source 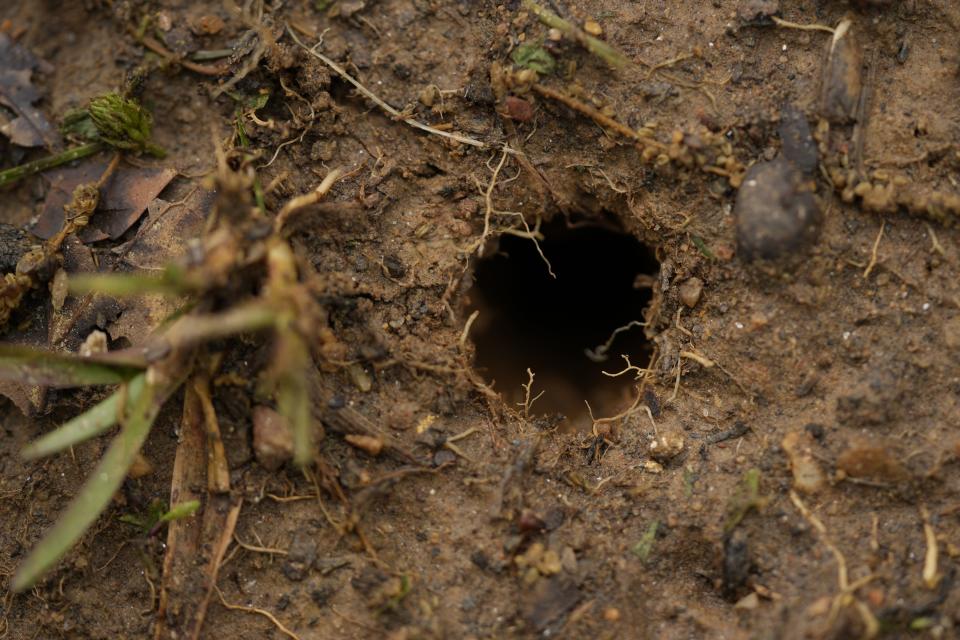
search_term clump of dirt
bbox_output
[2,0,960,639]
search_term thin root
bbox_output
[288,26,497,151]
[214,585,302,640]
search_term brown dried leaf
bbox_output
[0,33,59,149]
[104,188,212,347]
[123,190,212,270]
[32,159,176,242]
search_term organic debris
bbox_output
[33,160,176,241]
[0,32,58,148]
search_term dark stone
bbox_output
[282,533,318,582]
[543,507,566,531]
[432,448,456,467]
[350,565,388,596]
[644,388,662,418]
[382,254,406,278]
[735,159,821,261]
[470,550,490,571]
[311,585,336,606]
[778,104,818,175]
[722,529,751,598]
[804,423,826,442]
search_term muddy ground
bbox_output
[2,0,960,638]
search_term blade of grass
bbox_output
[68,268,196,297]
[274,326,312,466]
[12,378,161,592]
[0,344,143,387]
[0,142,104,188]
[21,373,147,460]
[160,500,201,523]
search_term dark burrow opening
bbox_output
[467,215,659,428]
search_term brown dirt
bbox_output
[2,0,960,638]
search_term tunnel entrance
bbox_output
[466,215,659,428]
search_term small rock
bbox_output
[782,430,826,493]
[734,592,760,610]
[503,96,534,122]
[678,277,703,308]
[543,507,566,531]
[778,103,818,175]
[537,549,562,575]
[382,254,406,279]
[432,448,456,466]
[252,405,292,471]
[737,0,779,21]
[735,159,821,261]
[128,453,153,479]
[583,19,603,36]
[419,85,439,107]
[283,532,317,582]
[723,530,751,597]
[344,434,383,457]
[347,363,373,392]
[517,509,546,533]
[603,606,621,622]
[649,431,685,463]
[643,460,663,474]
[79,329,108,357]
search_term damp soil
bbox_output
[2,1,960,639]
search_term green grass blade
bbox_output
[12,380,159,592]
[273,327,312,466]
[159,499,201,522]
[68,268,194,297]
[21,373,146,460]
[0,344,142,387]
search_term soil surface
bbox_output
[2,1,960,639]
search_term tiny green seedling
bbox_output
[121,498,201,536]
[631,520,660,563]
[0,92,165,188]
[511,42,556,75]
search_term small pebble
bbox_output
[583,19,603,36]
[253,406,292,471]
[603,606,621,622]
[678,277,703,308]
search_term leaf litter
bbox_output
[0,32,59,149]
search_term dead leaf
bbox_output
[32,159,176,242]
[0,33,59,149]
[48,236,124,347]
[122,190,212,270]
[105,188,212,347]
